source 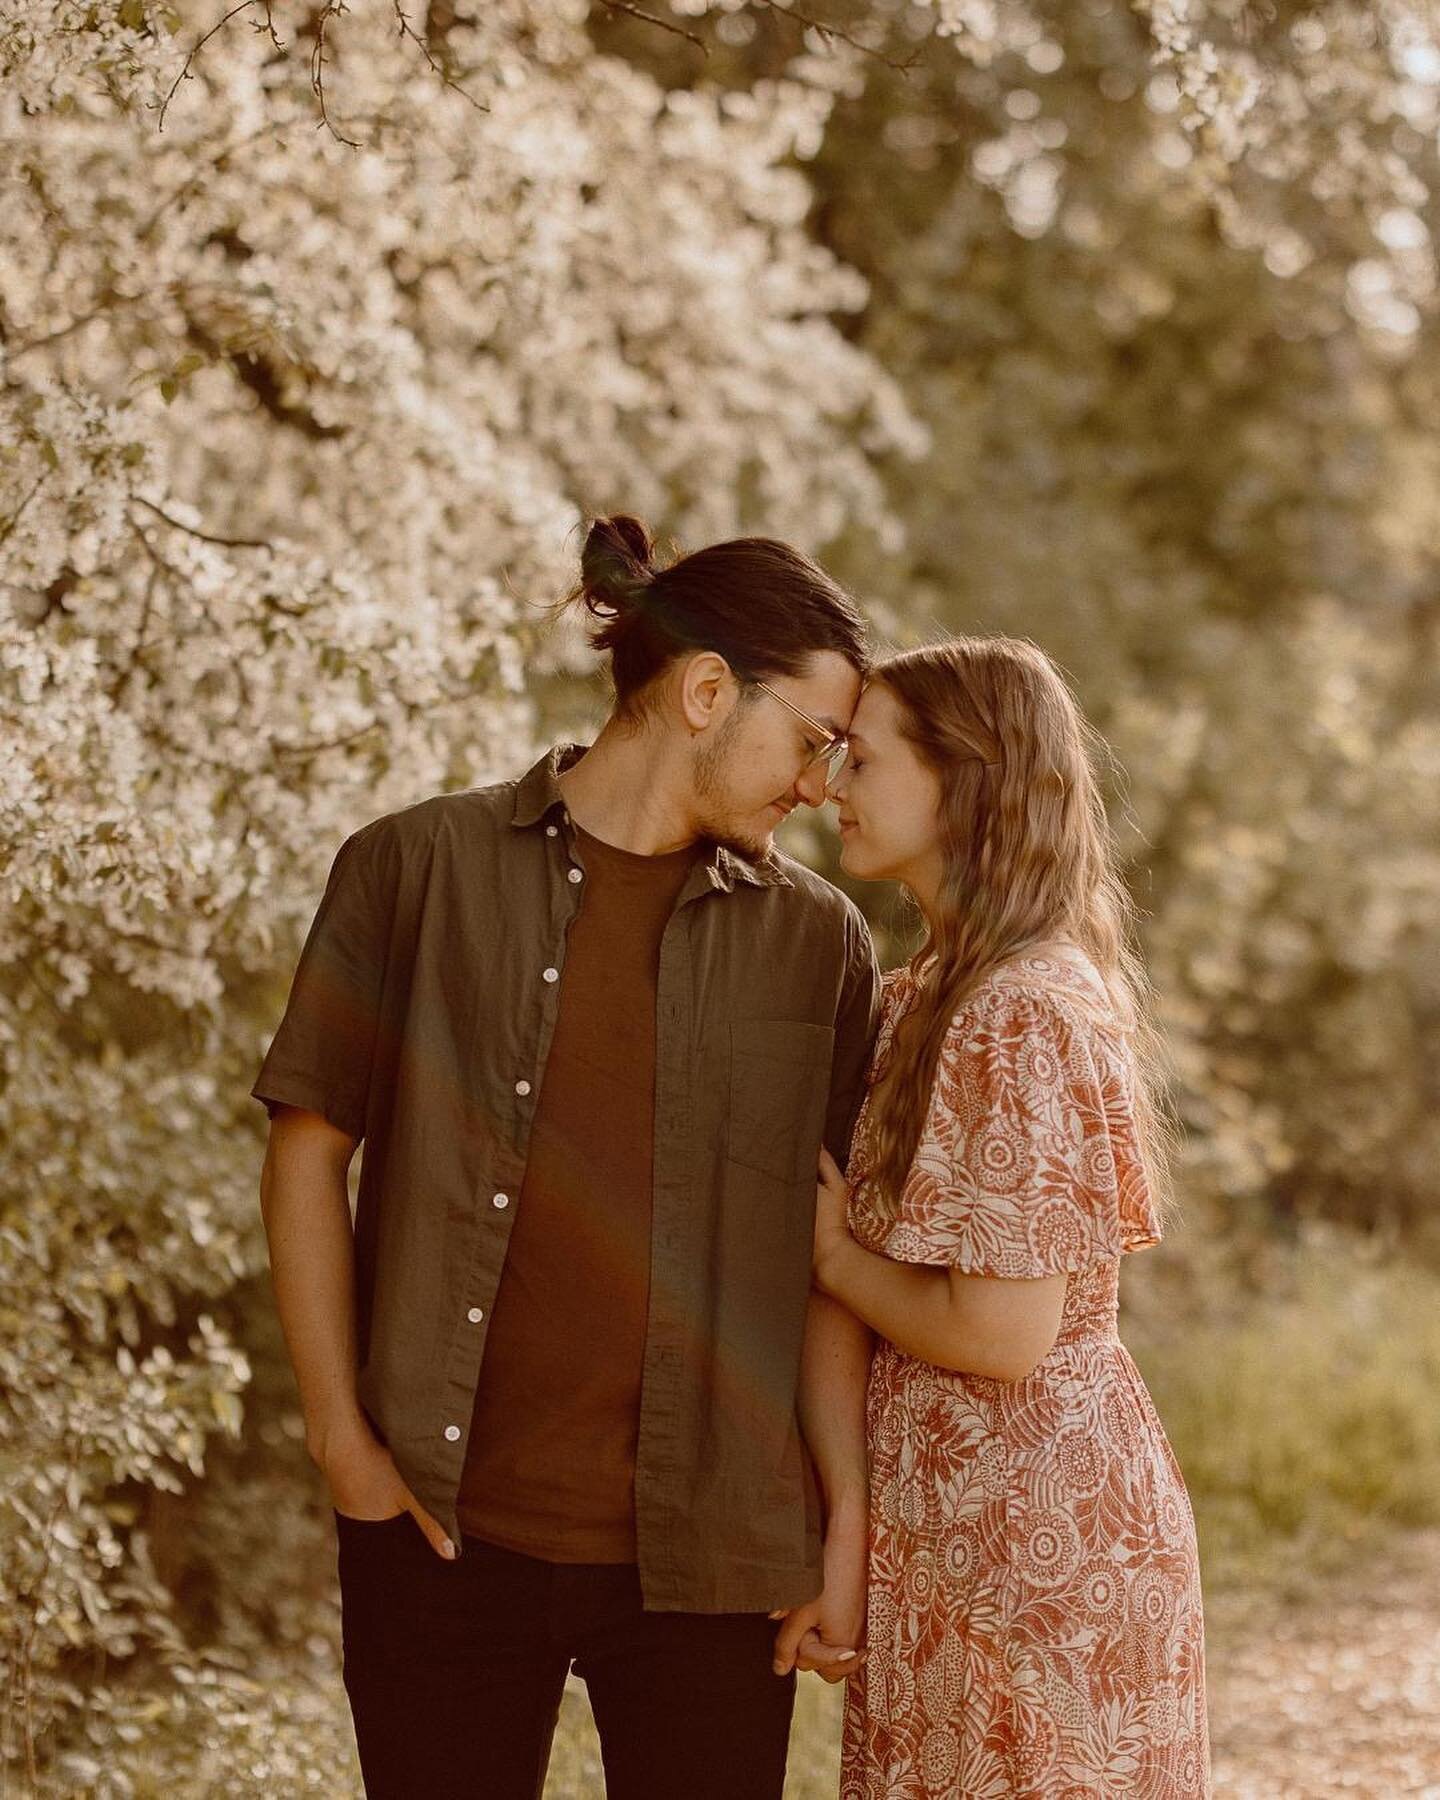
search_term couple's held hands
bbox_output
[769,1598,866,1683]
[315,1413,456,1561]
[812,1144,855,1295]
[770,1521,868,1683]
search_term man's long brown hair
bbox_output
[863,636,1176,1220]
[563,513,868,715]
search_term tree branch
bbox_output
[597,1,709,54]
[0,471,50,546]
[391,1,492,109]
[307,0,364,149]
[133,496,273,550]
[156,1,266,133]
[746,0,922,72]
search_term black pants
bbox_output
[334,1512,796,1800]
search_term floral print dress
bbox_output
[840,944,1210,1800]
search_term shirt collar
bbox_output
[510,741,585,827]
[510,742,792,891]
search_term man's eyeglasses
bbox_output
[749,678,850,779]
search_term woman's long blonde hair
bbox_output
[865,635,1176,1219]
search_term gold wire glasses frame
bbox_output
[749,678,850,778]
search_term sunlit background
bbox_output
[3,1,1438,1793]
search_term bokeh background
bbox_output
[3,1,1439,1793]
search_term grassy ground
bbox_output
[1127,1238,1440,1593]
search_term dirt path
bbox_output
[1206,1530,1440,1798]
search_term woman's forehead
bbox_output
[853,679,901,734]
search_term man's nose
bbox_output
[793,761,831,809]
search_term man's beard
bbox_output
[694,715,774,862]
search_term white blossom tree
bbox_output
[0,1,919,1784]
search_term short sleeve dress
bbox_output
[839,944,1210,1800]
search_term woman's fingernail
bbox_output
[442,1538,456,1558]
[838,1649,858,1661]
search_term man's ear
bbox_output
[677,651,735,735]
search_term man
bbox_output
[253,514,881,1799]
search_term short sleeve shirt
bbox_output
[252,743,881,1612]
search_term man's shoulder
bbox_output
[342,778,519,862]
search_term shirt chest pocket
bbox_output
[727,1020,835,1188]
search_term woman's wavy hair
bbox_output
[559,513,868,716]
[864,635,1177,1221]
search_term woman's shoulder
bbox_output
[880,942,1127,1046]
[953,941,1120,1036]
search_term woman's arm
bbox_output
[812,1149,1067,1381]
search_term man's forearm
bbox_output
[797,1288,872,1540]
[259,1117,369,1466]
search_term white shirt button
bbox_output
[515,1079,532,1096]
[492,1192,510,1209]
[546,824,559,837]
[542,967,559,983]
[567,867,583,884]
[443,1424,461,1441]
[467,1307,484,1324]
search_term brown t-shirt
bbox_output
[455,821,701,1561]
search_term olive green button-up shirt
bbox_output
[252,743,880,1613]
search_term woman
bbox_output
[815,637,1210,1799]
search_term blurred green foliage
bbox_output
[1128,1237,1440,1586]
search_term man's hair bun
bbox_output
[555,508,867,719]
[578,514,657,616]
